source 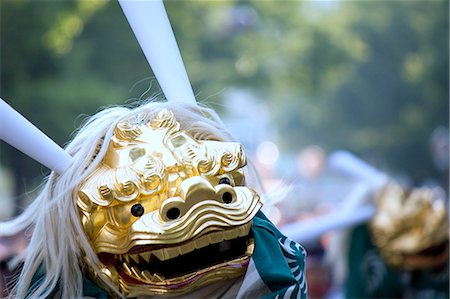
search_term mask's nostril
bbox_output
[222,192,233,204]
[167,207,181,220]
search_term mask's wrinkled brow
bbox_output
[78,109,246,207]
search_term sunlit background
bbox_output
[1,1,448,298]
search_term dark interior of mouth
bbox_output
[415,241,448,256]
[121,235,250,280]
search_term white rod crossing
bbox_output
[281,204,376,244]
[0,99,73,174]
[281,151,388,243]
[119,0,196,105]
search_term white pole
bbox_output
[0,99,73,174]
[280,152,388,243]
[119,0,196,105]
[329,151,388,189]
[281,205,376,244]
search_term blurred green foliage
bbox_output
[0,0,448,199]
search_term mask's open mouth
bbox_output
[98,222,254,288]
[402,241,449,270]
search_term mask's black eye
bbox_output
[219,177,231,185]
[131,203,144,217]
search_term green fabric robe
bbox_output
[346,224,448,299]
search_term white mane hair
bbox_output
[0,100,236,299]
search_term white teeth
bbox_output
[123,254,130,263]
[142,270,153,281]
[208,232,223,244]
[179,243,194,255]
[122,262,132,275]
[131,266,141,278]
[121,223,252,266]
[166,246,180,259]
[152,247,180,261]
[152,249,167,261]
[239,225,248,237]
[194,236,210,249]
[130,253,140,264]
[224,229,235,240]
[246,243,255,256]
[139,251,152,263]
[154,273,165,282]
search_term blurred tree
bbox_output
[336,0,449,181]
[1,0,448,212]
[0,0,149,210]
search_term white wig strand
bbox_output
[1,100,235,299]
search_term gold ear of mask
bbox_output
[77,109,262,297]
[370,183,449,270]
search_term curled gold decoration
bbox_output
[99,185,113,201]
[119,181,136,196]
[136,156,166,194]
[150,109,180,132]
[197,157,216,175]
[141,173,162,193]
[173,141,246,177]
[370,183,449,270]
[115,121,142,141]
[220,143,246,173]
[76,109,260,296]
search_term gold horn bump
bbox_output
[136,156,166,192]
[114,180,138,202]
[197,156,216,175]
[143,155,164,172]
[141,173,162,192]
[78,191,96,212]
[99,185,114,200]
[220,144,246,173]
[120,180,136,196]
[114,121,142,141]
[180,144,197,160]
[221,152,233,167]
[150,109,180,131]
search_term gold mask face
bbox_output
[76,109,262,297]
[370,183,449,270]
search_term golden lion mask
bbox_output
[370,183,449,270]
[76,109,262,297]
